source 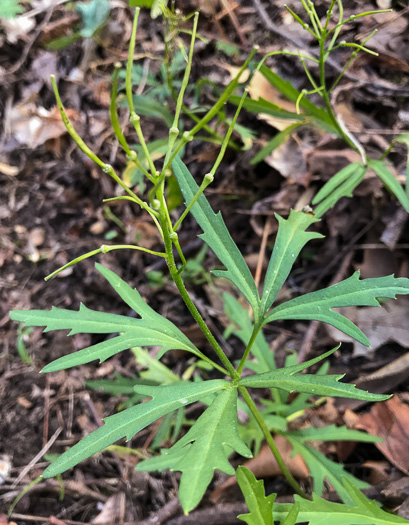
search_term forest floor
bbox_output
[1,0,409,523]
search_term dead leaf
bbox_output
[28,227,46,248]
[326,297,409,356]
[334,102,365,133]
[358,396,409,476]
[336,352,409,411]
[307,146,362,180]
[1,16,36,44]
[249,184,301,237]
[92,492,126,524]
[210,435,309,503]
[17,396,32,409]
[357,243,398,279]
[39,11,81,45]
[48,517,68,525]
[264,137,310,186]
[362,460,391,485]
[381,476,409,505]
[0,162,19,176]
[126,220,162,250]
[8,103,83,149]
[64,480,107,502]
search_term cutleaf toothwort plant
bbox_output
[9,8,409,519]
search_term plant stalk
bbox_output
[318,39,366,163]
[156,184,237,378]
[239,386,309,499]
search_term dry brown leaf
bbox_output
[326,297,409,356]
[263,137,309,185]
[335,102,365,133]
[17,396,32,409]
[92,492,126,524]
[209,435,309,503]
[0,514,17,525]
[307,147,362,180]
[0,162,19,177]
[358,396,409,476]
[362,460,392,485]
[8,103,83,149]
[126,220,162,250]
[336,352,409,412]
[357,245,398,279]
[48,517,69,525]
[28,227,46,248]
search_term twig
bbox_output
[10,514,93,525]
[165,502,248,525]
[11,427,63,488]
[135,496,181,525]
[42,375,51,448]
[219,0,248,48]
[255,216,273,290]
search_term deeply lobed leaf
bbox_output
[137,385,252,513]
[42,379,229,478]
[261,210,322,316]
[265,271,409,346]
[238,345,389,401]
[239,371,390,401]
[236,466,275,525]
[286,438,369,504]
[172,156,261,320]
[274,477,409,524]
[10,264,207,371]
[286,424,382,444]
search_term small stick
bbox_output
[42,375,50,448]
[255,215,273,291]
[11,427,63,488]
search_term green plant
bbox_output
[237,467,407,525]
[118,1,247,180]
[9,7,409,522]
[231,1,409,216]
[0,0,23,19]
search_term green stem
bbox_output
[173,173,213,231]
[126,8,140,116]
[51,75,157,205]
[187,46,259,138]
[318,39,367,163]
[157,190,237,377]
[45,244,167,281]
[110,63,135,160]
[165,73,237,152]
[130,113,158,178]
[236,324,261,377]
[239,386,309,499]
[172,12,198,131]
